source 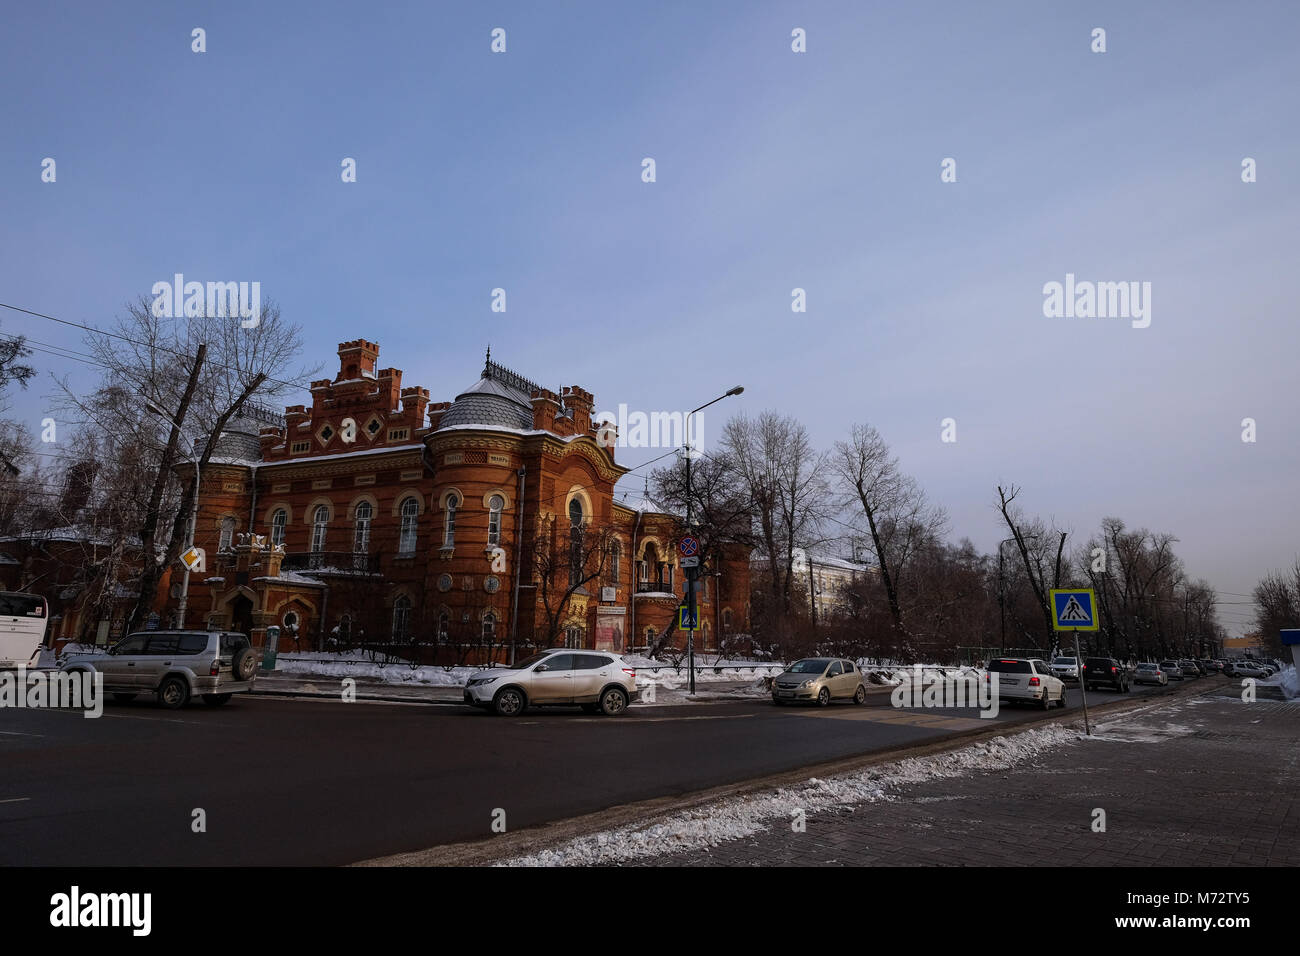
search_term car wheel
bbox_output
[599,687,629,716]
[817,687,830,707]
[1057,689,1068,709]
[158,676,190,710]
[112,693,137,703]
[853,685,866,705]
[493,687,526,716]
[1040,688,1052,710]
[202,693,232,706]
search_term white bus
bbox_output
[0,591,49,669]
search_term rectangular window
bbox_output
[290,440,311,454]
[388,428,410,442]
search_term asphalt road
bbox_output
[0,677,1190,866]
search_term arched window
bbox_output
[723,608,733,632]
[398,497,419,554]
[568,499,584,586]
[437,610,450,643]
[482,611,496,640]
[353,501,372,554]
[218,517,235,552]
[487,494,505,547]
[270,509,287,547]
[645,626,657,648]
[311,505,329,553]
[610,539,621,579]
[391,595,411,642]
[443,493,459,548]
[564,625,583,649]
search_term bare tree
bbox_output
[1252,561,1299,658]
[995,485,1072,647]
[833,424,947,638]
[54,295,315,632]
[530,511,614,648]
[722,412,826,646]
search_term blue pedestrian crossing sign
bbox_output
[678,605,699,631]
[1049,588,1099,631]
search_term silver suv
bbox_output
[62,630,260,709]
[463,647,639,716]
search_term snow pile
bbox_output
[502,723,1079,866]
[639,677,771,703]
[274,654,475,686]
[1260,664,1298,700]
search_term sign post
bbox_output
[1050,588,1100,737]
[1073,631,1090,737]
[679,536,700,695]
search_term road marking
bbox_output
[0,797,31,804]
[0,731,44,737]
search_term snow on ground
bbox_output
[273,653,475,686]
[502,722,1081,866]
[1088,700,1205,743]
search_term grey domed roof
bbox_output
[437,373,534,431]
[212,403,286,461]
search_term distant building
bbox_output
[163,340,750,661]
[0,526,157,646]
[751,547,876,620]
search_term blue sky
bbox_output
[2,1,1298,635]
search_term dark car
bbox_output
[1082,656,1129,693]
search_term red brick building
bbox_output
[164,341,750,662]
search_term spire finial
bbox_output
[483,344,492,378]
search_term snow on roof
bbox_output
[252,572,328,588]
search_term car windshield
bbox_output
[1053,657,1076,664]
[1137,663,1156,669]
[787,659,829,674]
[987,659,1032,673]
[508,652,555,670]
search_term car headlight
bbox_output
[799,679,815,689]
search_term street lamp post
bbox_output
[145,402,199,629]
[683,386,743,695]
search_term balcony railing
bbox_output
[636,580,675,594]
[281,551,382,574]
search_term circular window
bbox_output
[283,611,300,631]
[437,574,453,592]
[485,576,500,593]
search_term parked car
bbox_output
[1082,657,1130,693]
[1159,660,1184,680]
[986,657,1067,709]
[1134,662,1168,686]
[772,658,868,706]
[1050,656,1081,682]
[1179,659,1203,678]
[60,630,260,708]
[1224,660,1266,678]
[1201,659,1223,673]
[463,647,638,716]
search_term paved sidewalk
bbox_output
[644,695,1300,866]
